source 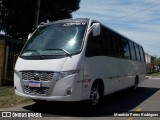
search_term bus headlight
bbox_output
[57,70,79,81]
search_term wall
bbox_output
[145,53,151,63]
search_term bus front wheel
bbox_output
[89,80,103,106]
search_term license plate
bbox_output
[29,81,41,87]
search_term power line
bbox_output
[116,2,160,20]
[103,2,160,26]
[103,1,160,25]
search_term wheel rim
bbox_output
[90,88,100,106]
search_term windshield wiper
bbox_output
[42,48,72,57]
[23,49,44,59]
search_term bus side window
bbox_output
[113,34,124,58]
[102,26,115,57]
[139,46,145,62]
[128,41,136,61]
[122,39,131,59]
[134,44,141,61]
[85,32,104,57]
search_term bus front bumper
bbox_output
[15,90,82,102]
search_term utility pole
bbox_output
[35,0,41,29]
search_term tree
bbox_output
[1,0,80,39]
[0,0,9,30]
[154,58,160,67]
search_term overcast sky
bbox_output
[73,0,160,58]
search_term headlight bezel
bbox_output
[57,70,79,81]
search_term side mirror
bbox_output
[28,33,32,40]
[92,23,100,36]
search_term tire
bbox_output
[134,77,139,91]
[88,81,103,106]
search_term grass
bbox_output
[147,72,160,77]
[0,87,32,108]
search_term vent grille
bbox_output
[22,71,54,81]
[23,86,49,95]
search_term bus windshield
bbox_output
[20,22,87,57]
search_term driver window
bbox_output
[85,32,104,57]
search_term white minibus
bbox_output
[14,18,146,106]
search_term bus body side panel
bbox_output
[84,56,146,97]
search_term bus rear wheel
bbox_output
[133,77,139,91]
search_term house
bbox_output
[145,53,158,73]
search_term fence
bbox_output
[0,40,5,86]
[0,37,25,86]
[5,39,25,85]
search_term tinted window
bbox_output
[113,33,124,58]
[134,44,141,61]
[139,46,145,62]
[21,22,87,57]
[122,38,130,59]
[129,41,136,60]
[85,32,104,57]
[102,26,115,57]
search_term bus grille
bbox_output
[23,86,49,95]
[22,71,54,81]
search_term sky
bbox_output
[73,0,160,58]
